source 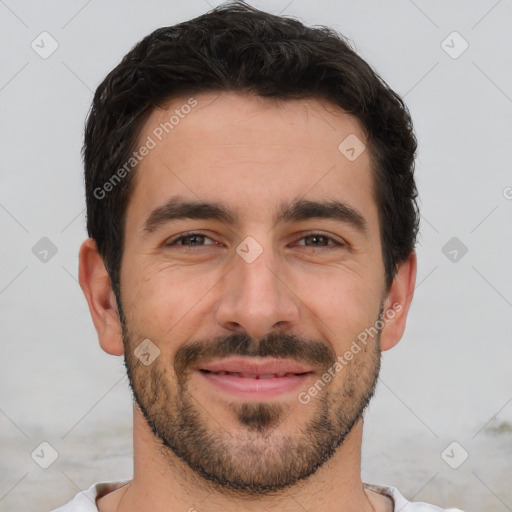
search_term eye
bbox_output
[165,232,219,247]
[294,232,345,249]
[164,231,345,250]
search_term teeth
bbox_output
[209,371,301,378]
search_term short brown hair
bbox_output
[83,1,419,297]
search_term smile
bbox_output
[200,370,308,378]
[196,357,315,398]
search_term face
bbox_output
[118,91,388,494]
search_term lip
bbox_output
[198,356,313,375]
[196,357,314,399]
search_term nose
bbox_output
[214,243,301,341]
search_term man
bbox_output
[53,2,464,511]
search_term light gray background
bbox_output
[1,1,511,511]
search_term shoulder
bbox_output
[363,482,465,512]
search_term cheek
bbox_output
[122,261,221,345]
[303,271,383,350]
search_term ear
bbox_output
[380,250,417,352]
[78,238,124,356]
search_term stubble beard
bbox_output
[120,308,382,496]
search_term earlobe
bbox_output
[78,238,125,356]
[380,250,417,352]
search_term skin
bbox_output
[79,91,416,512]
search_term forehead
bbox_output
[143,91,367,158]
[128,91,377,229]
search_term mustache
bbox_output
[173,331,337,380]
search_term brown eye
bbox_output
[303,234,330,247]
[295,233,344,248]
[165,232,218,247]
[176,234,205,246]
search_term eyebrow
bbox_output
[142,196,368,235]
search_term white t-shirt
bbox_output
[49,481,464,511]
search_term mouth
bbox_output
[196,357,315,399]
[200,370,309,378]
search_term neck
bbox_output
[101,405,378,512]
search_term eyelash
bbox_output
[164,231,345,249]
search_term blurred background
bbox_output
[1,1,511,510]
